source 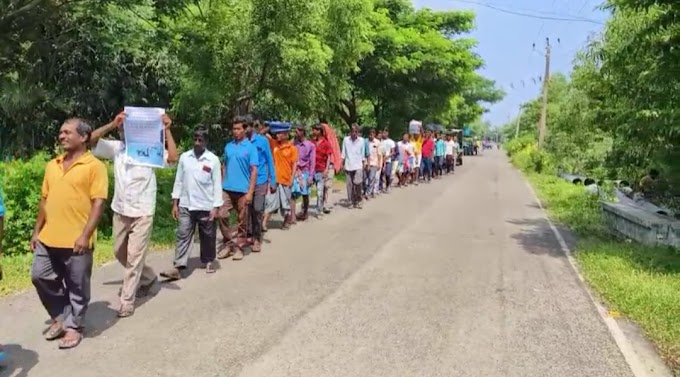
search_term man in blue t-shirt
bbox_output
[221,116,259,261]
[245,118,275,253]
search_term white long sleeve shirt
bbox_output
[341,136,366,171]
[171,149,223,211]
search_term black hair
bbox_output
[193,125,209,140]
[232,114,253,127]
[312,123,325,136]
[649,169,660,177]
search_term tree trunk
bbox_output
[336,92,358,126]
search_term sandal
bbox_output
[159,268,181,281]
[217,244,234,260]
[117,305,135,318]
[44,321,65,341]
[58,329,82,350]
[232,248,244,261]
[205,262,216,274]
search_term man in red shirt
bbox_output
[312,124,334,217]
[421,130,435,182]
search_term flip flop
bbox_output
[58,330,82,350]
[45,322,65,341]
[117,306,135,318]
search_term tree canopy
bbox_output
[501,0,679,201]
[0,0,503,156]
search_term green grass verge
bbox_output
[0,240,175,297]
[526,173,680,374]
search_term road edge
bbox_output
[522,178,672,377]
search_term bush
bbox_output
[510,142,557,175]
[529,174,606,236]
[504,134,534,157]
[0,155,177,256]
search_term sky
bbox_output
[412,0,608,128]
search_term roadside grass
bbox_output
[0,238,176,297]
[527,173,680,374]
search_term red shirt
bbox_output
[422,138,435,158]
[314,138,333,173]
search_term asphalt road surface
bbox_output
[0,150,635,377]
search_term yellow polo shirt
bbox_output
[39,151,109,249]
[413,135,423,155]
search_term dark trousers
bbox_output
[174,207,216,267]
[247,184,267,242]
[422,157,433,180]
[445,155,455,173]
[434,156,444,176]
[225,191,249,248]
[31,242,93,330]
[346,169,363,205]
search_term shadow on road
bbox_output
[506,217,577,258]
[83,301,119,339]
[0,344,39,377]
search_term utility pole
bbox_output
[514,103,523,139]
[538,38,551,149]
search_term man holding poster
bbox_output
[91,110,178,318]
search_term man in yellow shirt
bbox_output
[30,118,108,350]
[411,133,423,184]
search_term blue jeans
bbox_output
[381,161,392,191]
[314,172,326,214]
[422,157,433,180]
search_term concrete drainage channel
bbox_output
[557,172,679,248]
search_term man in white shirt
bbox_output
[444,133,458,174]
[365,129,382,198]
[379,129,396,193]
[396,133,414,186]
[161,126,223,280]
[91,112,178,318]
[341,124,367,208]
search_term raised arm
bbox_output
[90,113,124,147]
[162,114,179,164]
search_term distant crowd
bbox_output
[0,114,462,351]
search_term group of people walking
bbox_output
[0,113,461,351]
[342,124,461,208]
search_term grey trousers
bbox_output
[31,242,93,330]
[174,207,216,268]
[248,184,267,242]
[345,169,363,205]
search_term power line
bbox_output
[448,0,605,24]
[576,0,595,15]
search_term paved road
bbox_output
[0,150,634,377]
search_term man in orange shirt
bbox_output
[30,118,108,349]
[263,124,298,230]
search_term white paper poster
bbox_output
[123,106,165,168]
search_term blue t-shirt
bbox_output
[223,139,259,193]
[249,134,276,186]
[435,139,446,157]
[0,187,5,216]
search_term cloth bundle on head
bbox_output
[409,120,422,135]
[266,121,292,133]
[321,123,342,174]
